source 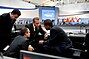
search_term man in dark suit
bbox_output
[3,27,33,58]
[25,17,45,52]
[43,26,73,57]
[0,9,21,52]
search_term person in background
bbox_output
[0,9,21,52]
[3,27,34,58]
[25,17,45,52]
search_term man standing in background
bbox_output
[0,9,21,52]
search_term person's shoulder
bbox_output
[29,23,33,26]
[14,35,23,39]
[14,35,26,42]
[52,26,61,30]
[0,13,9,17]
[25,23,32,27]
[51,26,64,32]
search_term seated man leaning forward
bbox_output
[3,27,34,58]
[43,26,73,57]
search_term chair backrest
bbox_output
[84,33,89,50]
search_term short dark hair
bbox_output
[11,9,21,16]
[44,19,53,27]
[33,17,39,23]
[20,27,29,36]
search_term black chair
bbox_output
[81,33,89,59]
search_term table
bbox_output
[0,56,16,59]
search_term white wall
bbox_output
[0,0,35,9]
[0,0,39,18]
[19,9,39,18]
[58,3,89,18]
[0,9,39,18]
[59,3,89,12]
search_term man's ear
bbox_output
[24,32,27,36]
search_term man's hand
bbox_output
[39,40,44,44]
[44,33,49,39]
[28,45,34,51]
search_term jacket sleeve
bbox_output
[20,40,30,51]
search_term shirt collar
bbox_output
[33,24,35,31]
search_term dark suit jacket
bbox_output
[25,23,45,51]
[4,35,28,58]
[44,26,72,56]
[25,23,45,40]
[0,13,16,51]
[0,13,15,36]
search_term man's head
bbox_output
[10,9,21,20]
[44,19,53,30]
[33,17,41,28]
[20,27,30,38]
